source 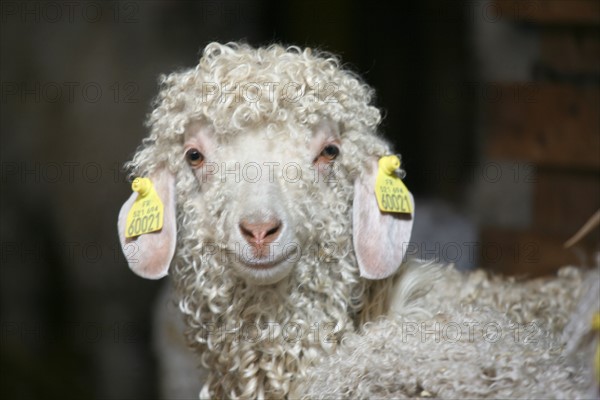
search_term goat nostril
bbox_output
[239,224,254,239]
[265,224,281,237]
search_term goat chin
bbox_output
[232,256,297,285]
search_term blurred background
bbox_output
[1,0,598,398]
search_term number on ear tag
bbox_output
[125,177,165,238]
[374,155,413,214]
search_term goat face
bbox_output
[181,120,347,285]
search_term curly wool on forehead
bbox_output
[130,42,388,177]
[151,42,381,136]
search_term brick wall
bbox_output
[480,0,600,276]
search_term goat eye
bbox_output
[320,144,339,160]
[185,148,204,167]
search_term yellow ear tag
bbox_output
[374,155,413,214]
[593,312,600,383]
[125,177,165,238]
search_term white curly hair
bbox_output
[301,266,599,399]
[118,42,415,398]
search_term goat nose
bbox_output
[239,218,282,246]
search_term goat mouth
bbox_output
[240,257,287,270]
[239,249,298,271]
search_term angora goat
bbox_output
[118,42,414,398]
[117,42,597,399]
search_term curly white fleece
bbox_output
[300,266,597,399]
[126,42,395,398]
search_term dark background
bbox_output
[1,0,598,398]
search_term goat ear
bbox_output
[352,159,414,279]
[117,169,176,279]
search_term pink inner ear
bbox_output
[117,170,177,279]
[352,164,415,280]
